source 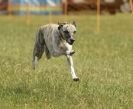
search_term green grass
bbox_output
[0,14,133,109]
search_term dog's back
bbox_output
[33,24,64,64]
[33,24,56,64]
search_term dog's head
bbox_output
[58,21,77,45]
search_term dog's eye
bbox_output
[64,31,69,34]
[74,31,76,34]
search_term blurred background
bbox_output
[0,0,132,32]
[0,0,132,15]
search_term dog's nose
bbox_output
[70,38,75,44]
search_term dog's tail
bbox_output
[32,28,50,69]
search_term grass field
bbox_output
[0,14,133,109]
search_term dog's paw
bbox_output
[73,77,79,82]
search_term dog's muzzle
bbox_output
[68,38,75,45]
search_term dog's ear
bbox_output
[58,22,61,25]
[58,24,63,30]
[72,21,76,27]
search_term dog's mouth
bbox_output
[68,41,73,45]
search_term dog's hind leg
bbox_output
[32,56,39,70]
[66,55,79,81]
[32,44,44,69]
[32,28,45,70]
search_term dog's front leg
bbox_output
[66,55,79,81]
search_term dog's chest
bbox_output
[52,40,73,57]
[64,42,72,52]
